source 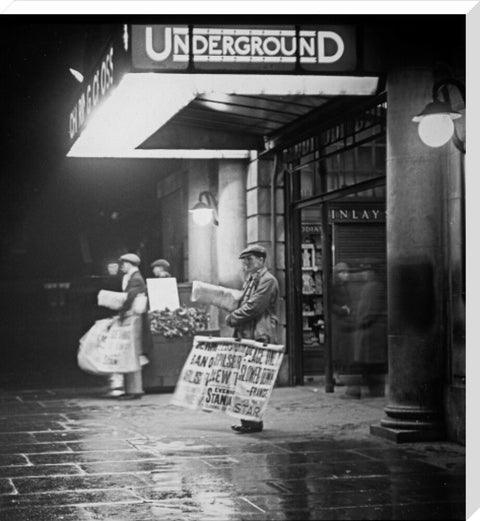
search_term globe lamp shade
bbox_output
[190,202,215,226]
[413,99,462,148]
[417,114,455,148]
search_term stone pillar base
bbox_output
[371,403,445,442]
[370,424,446,443]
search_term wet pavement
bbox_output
[0,385,465,520]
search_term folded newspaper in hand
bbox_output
[191,281,242,312]
[97,290,127,310]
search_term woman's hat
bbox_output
[151,259,170,269]
[333,262,349,273]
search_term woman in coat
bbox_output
[331,262,354,383]
[353,265,387,396]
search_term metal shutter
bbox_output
[333,223,386,267]
[332,223,387,310]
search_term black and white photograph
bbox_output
[0,2,474,520]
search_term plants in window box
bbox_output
[149,306,209,338]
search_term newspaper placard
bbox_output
[202,341,245,414]
[228,343,285,421]
[170,337,218,409]
[171,336,284,422]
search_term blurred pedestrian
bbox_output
[331,262,353,386]
[151,258,172,278]
[353,263,387,397]
[117,253,149,400]
[226,245,279,434]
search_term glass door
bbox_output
[296,197,388,394]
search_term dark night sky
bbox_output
[0,21,79,275]
[0,18,165,279]
[3,24,65,177]
[2,21,88,171]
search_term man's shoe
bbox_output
[117,393,143,400]
[231,424,263,434]
[103,389,124,398]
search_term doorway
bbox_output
[298,203,387,387]
[282,95,387,388]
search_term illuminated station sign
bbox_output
[131,25,356,72]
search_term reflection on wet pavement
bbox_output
[0,389,465,520]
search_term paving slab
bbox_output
[0,385,465,520]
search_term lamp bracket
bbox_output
[198,190,219,226]
[432,78,465,105]
[432,78,466,154]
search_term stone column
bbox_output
[217,160,247,289]
[371,67,446,442]
[217,160,247,336]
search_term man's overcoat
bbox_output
[228,267,279,343]
[119,270,152,357]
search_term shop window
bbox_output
[298,137,386,198]
[300,222,325,374]
[288,97,386,201]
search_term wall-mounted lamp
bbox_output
[412,78,465,153]
[189,191,219,226]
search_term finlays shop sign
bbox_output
[132,25,356,72]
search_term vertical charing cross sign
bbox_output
[69,46,115,141]
[68,26,130,147]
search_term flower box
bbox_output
[142,329,219,392]
[149,306,209,337]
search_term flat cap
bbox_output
[119,253,141,266]
[239,245,267,259]
[333,262,349,273]
[151,259,170,269]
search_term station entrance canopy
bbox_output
[66,24,379,159]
